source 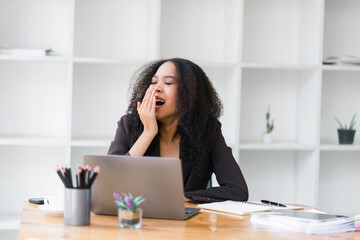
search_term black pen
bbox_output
[261,200,287,207]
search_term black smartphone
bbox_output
[28,198,44,204]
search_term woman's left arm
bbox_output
[185,122,249,202]
[108,115,132,155]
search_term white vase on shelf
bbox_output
[262,132,272,144]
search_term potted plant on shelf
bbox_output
[262,107,274,144]
[334,113,356,144]
[114,192,146,229]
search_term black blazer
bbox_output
[108,115,249,202]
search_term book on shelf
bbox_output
[251,209,360,234]
[323,56,360,65]
[0,47,53,57]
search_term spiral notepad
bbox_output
[198,201,274,215]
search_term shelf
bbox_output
[0,61,69,138]
[72,64,131,138]
[71,138,112,147]
[160,0,240,62]
[240,69,320,145]
[0,137,66,146]
[242,0,322,65]
[73,58,239,68]
[74,0,160,59]
[323,0,360,63]
[320,72,360,144]
[73,57,149,66]
[0,215,21,230]
[0,55,70,62]
[242,62,319,70]
[322,64,360,71]
[196,61,238,68]
[0,0,73,57]
[320,144,360,151]
[239,143,316,151]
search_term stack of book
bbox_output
[323,56,360,65]
[251,209,360,234]
[0,47,53,57]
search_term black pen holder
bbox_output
[64,188,91,226]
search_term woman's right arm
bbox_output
[129,86,158,156]
[108,86,158,156]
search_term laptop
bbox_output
[83,154,200,220]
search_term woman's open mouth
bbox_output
[155,98,165,108]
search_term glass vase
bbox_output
[117,208,142,229]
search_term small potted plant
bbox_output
[334,113,356,144]
[113,192,146,229]
[262,107,274,144]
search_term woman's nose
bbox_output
[154,84,163,93]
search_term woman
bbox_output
[108,58,248,202]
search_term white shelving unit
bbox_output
[1,0,360,228]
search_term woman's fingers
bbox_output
[137,86,158,136]
[137,102,141,111]
[150,88,156,113]
[147,87,156,112]
[138,85,156,116]
[141,86,152,110]
[141,86,155,112]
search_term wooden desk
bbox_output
[18,201,360,240]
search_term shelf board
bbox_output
[0,215,21,230]
[73,57,149,66]
[322,64,360,71]
[0,137,66,146]
[0,55,70,62]
[73,57,239,68]
[71,138,112,147]
[241,62,319,70]
[196,61,238,68]
[239,142,316,150]
[320,144,360,151]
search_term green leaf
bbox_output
[350,121,356,130]
[349,113,356,130]
[134,196,142,201]
[334,117,344,130]
[129,193,134,201]
[136,199,146,206]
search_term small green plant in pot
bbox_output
[334,113,356,144]
[262,107,274,144]
[114,192,146,229]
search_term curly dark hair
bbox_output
[126,58,223,170]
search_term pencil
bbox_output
[55,166,68,188]
[61,167,71,188]
[82,164,87,188]
[65,166,73,188]
[86,166,92,188]
[75,171,79,188]
[78,168,83,188]
[88,166,100,188]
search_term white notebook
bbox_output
[198,201,273,215]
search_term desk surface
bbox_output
[18,201,360,240]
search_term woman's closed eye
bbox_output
[150,82,173,85]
